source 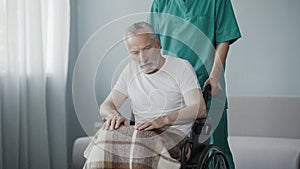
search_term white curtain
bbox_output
[0,0,70,169]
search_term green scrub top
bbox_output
[148,0,241,88]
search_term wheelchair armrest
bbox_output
[190,84,212,136]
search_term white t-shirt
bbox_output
[113,55,200,134]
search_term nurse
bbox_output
[148,0,241,168]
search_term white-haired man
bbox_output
[84,22,206,169]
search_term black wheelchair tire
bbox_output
[196,145,230,169]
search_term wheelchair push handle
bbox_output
[203,84,211,104]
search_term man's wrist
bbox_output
[161,115,170,126]
[102,111,121,120]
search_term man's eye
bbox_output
[131,52,139,55]
[142,47,151,52]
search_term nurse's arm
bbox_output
[204,41,230,96]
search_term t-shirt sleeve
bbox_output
[179,60,201,94]
[112,64,129,96]
[215,0,241,46]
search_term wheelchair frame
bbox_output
[180,118,229,169]
[180,85,230,169]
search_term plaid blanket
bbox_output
[83,126,186,169]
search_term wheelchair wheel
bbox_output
[196,145,229,169]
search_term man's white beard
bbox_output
[142,62,158,74]
[140,53,160,74]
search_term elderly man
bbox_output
[83,22,206,169]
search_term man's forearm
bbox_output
[162,103,206,126]
[99,90,128,118]
[99,101,121,118]
[134,89,206,131]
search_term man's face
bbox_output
[126,32,162,74]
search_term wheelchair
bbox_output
[129,85,230,169]
[179,84,229,169]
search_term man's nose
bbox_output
[139,51,147,63]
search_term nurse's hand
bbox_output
[101,114,129,130]
[204,77,222,96]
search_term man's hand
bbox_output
[204,77,222,96]
[134,116,167,131]
[101,114,129,130]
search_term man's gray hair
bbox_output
[125,21,157,40]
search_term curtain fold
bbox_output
[0,0,70,169]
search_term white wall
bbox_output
[77,0,152,104]
[77,0,300,98]
[227,0,300,96]
[77,0,152,49]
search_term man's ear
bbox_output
[155,38,162,49]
